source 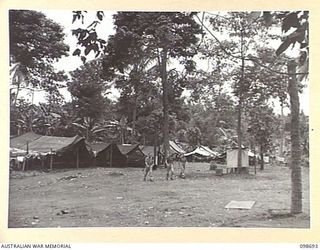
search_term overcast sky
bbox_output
[23,10,309,115]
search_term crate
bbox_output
[215,168,223,176]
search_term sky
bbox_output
[23,10,309,115]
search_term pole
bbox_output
[50,148,53,170]
[41,156,44,171]
[110,144,113,168]
[253,145,257,175]
[22,158,27,171]
[76,147,79,169]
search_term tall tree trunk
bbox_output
[253,144,257,175]
[288,60,302,214]
[212,81,224,128]
[260,145,264,170]
[161,48,169,162]
[154,127,158,165]
[237,29,245,173]
[280,101,285,156]
[132,94,138,139]
[237,97,243,172]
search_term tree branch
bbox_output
[195,13,309,76]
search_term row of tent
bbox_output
[10,132,260,171]
[10,132,200,170]
[10,132,150,170]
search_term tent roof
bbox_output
[117,144,140,155]
[89,142,111,153]
[27,135,83,154]
[185,146,212,157]
[200,145,218,156]
[160,141,186,155]
[169,141,186,154]
[140,145,154,156]
[10,132,42,149]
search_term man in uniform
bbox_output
[143,153,154,181]
[165,155,175,180]
[179,154,187,179]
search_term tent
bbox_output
[199,145,219,157]
[185,147,211,157]
[10,132,42,150]
[160,140,186,156]
[89,143,145,168]
[117,144,145,168]
[89,142,124,168]
[140,145,155,156]
[169,141,186,155]
[10,133,93,170]
[184,145,214,162]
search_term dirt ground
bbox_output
[8,162,310,228]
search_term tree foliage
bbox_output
[67,60,107,121]
[9,10,69,107]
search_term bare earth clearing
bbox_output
[8,163,310,228]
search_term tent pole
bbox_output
[110,144,113,168]
[22,158,26,171]
[76,147,79,168]
[126,155,128,168]
[41,156,44,171]
[50,148,53,170]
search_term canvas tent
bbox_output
[184,145,218,162]
[160,141,186,156]
[89,143,145,168]
[89,142,124,168]
[10,132,93,170]
[10,132,42,150]
[117,144,145,168]
[200,146,218,157]
[140,145,155,156]
[185,147,211,157]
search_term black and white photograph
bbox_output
[8,10,310,229]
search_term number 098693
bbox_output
[300,244,319,248]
